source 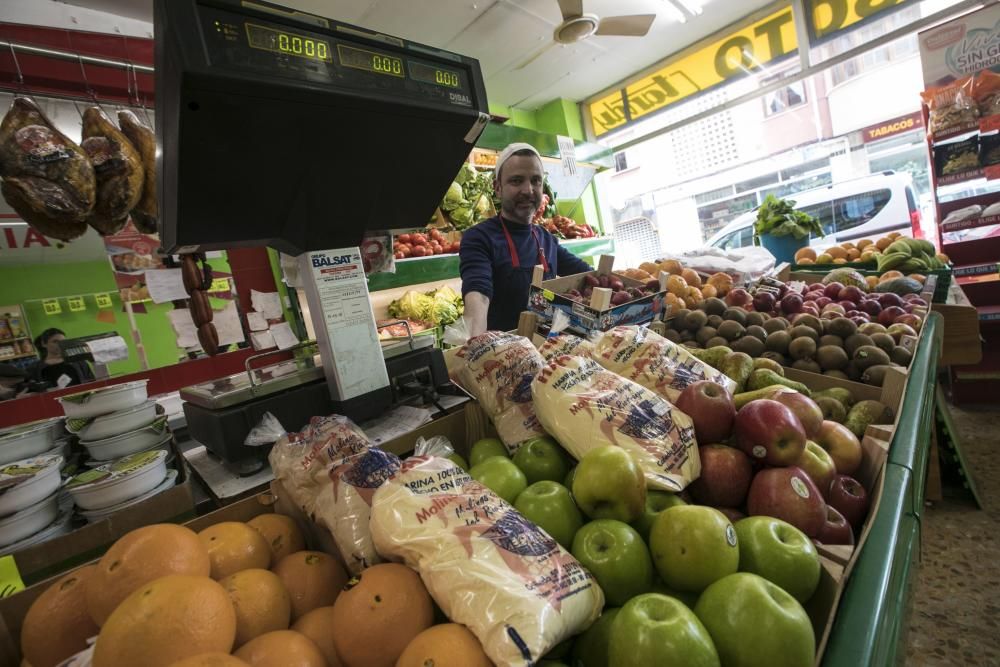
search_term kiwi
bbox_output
[765,330,791,355]
[746,325,768,342]
[890,346,913,366]
[717,320,746,341]
[761,351,788,366]
[763,318,788,335]
[679,329,695,342]
[845,360,863,382]
[695,326,718,346]
[816,345,849,371]
[703,297,727,317]
[789,337,817,361]
[790,325,819,342]
[854,345,890,371]
[745,311,766,328]
[861,364,891,386]
[695,301,708,312]
[682,341,702,350]
[723,307,748,326]
[732,336,765,358]
[707,314,724,329]
[792,359,822,374]
[819,335,844,349]
[845,333,874,357]
[824,370,850,381]
[828,317,857,339]
[705,336,729,349]
[671,309,691,330]
[870,333,895,354]
[792,314,822,334]
[684,310,708,331]
[663,329,682,343]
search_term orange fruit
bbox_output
[875,237,893,251]
[846,248,861,261]
[826,246,847,260]
[936,252,951,264]
[397,623,492,667]
[665,274,688,297]
[659,259,684,276]
[331,563,434,667]
[199,522,272,580]
[700,284,718,298]
[234,630,326,667]
[888,232,902,239]
[220,568,292,648]
[879,270,903,283]
[273,551,348,621]
[247,514,306,565]
[797,258,814,265]
[832,257,848,264]
[22,565,100,667]
[168,654,250,667]
[683,286,702,309]
[840,242,855,250]
[706,272,732,296]
[856,239,874,250]
[291,606,342,667]
[794,247,817,262]
[92,575,236,667]
[908,273,926,283]
[680,268,702,288]
[815,253,833,264]
[865,276,879,290]
[86,524,211,626]
[638,261,660,276]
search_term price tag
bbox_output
[0,555,25,598]
[43,299,62,315]
[68,296,86,312]
[95,293,113,309]
[209,277,231,293]
[542,289,555,301]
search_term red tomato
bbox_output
[451,242,461,253]
[411,246,428,257]
[398,234,412,243]
[430,244,443,255]
[397,243,411,253]
[412,233,427,245]
[394,251,405,259]
[400,247,412,257]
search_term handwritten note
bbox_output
[269,321,299,350]
[167,308,199,348]
[86,336,129,364]
[214,302,246,347]
[146,269,188,304]
[251,290,283,319]
[247,312,268,332]
[251,330,276,350]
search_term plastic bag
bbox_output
[414,435,458,459]
[370,455,604,667]
[456,331,547,452]
[538,334,594,361]
[532,354,701,492]
[921,77,978,138]
[590,325,738,402]
[244,412,286,447]
[268,414,401,574]
[657,246,774,283]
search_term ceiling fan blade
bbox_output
[595,14,655,37]
[514,42,558,71]
[556,0,584,20]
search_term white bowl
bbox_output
[78,469,178,523]
[66,450,167,511]
[0,418,64,466]
[0,454,64,518]
[0,491,59,547]
[68,401,159,441]
[80,416,169,461]
[0,508,73,556]
[58,380,149,419]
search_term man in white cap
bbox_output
[459,142,592,336]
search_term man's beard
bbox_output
[503,195,538,223]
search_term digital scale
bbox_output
[156,0,488,470]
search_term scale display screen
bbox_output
[408,60,461,89]
[338,44,403,77]
[246,23,332,62]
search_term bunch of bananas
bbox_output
[876,237,949,272]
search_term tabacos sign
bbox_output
[861,110,923,143]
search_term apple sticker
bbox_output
[726,524,738,547]
[752,445,767,459]
[791,477,810,499]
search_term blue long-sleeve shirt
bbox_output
[460,216,592,331]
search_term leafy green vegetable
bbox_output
[388,285,464,326]
[450,206,475,227]
[442,182,466,211]
[754,195,824,242]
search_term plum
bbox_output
[877,293,904,308]
[878,306,906,326]
[823,282,845,299]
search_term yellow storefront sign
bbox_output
[588,7,798,137]
[808,0,912,41]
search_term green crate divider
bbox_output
[934,384,984,508]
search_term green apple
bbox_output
[470,438,509,467]
[631,490,686,543]
[564,466,577,490]
[470,456,527,504]
[445,452,469,471]
[514,481,584,549]
[572,446,646,523]
[571,607,620,667]
[734,516,820,603]
[649,506,739,593]
[513,436,572,484]
[649,577,700,610]
[694,573,815,667]
[543,638,573,660]
[609,593,720,667]
[571,519,653,606]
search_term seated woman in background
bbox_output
[31,328,95,388]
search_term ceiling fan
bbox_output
[514,0,655,70]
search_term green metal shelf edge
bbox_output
[822,313,942,666]
[367,236,615,292]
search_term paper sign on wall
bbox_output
[68,296,86,312]
[42,299,61,315]
[95,293,113,309]
[557,135,577,177]
[214,301,246,347]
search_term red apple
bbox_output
[823,282,845,299]
[735,399,807,466]
[894,313,923,332]
[815,506,854,545]
[838,286,865,303]
[877,293,905,308]
[887,323,918,342]
[878,306,905,326]
[753,291,777,313]
[850,316,869,326]
[828,474,870,529]
[814,421,863,476]
[814,296,833,309]
[689,444,752,508]
[837,299,855,311]
[801,303,820,317]
[726,288,752,307]
[904,296,928,308]
[793,440,837,497]
[675,381,737,444]
[747,466,827,537]
[822,304,846,316]
[859,300,882,317]
[807,282,826,292]
[772,392,824,439]
[714,507,747,523]
[802,292,819,302]
[780,293,803,314]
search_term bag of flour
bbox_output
[370,455,604,667]
[269,415,400,574]
[532,354,701,492]
[592,325,737,402]
[456,331,547,451]
[538,333,594,361]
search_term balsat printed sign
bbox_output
[920,3,1000,87]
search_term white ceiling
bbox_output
[57,0,777,109]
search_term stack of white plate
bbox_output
[0,454,73,553]
[58,380,150,420]
[65,450,173,521]
[0,417,67,466]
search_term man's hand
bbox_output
[464,291,490,338]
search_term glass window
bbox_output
[800,201,836,237]
[715,226,753,250]
[833,189,892,233]
[763,81,807,117]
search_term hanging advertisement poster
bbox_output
[919,3,1000,87]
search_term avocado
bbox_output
[746,368,811,395]
[815,396,848,423]
[874,277,922,295]
[792,359,822,374]
[707,314,724,329]
[890,346,913,366]
[746,325,768,342]
[816,345,849,371]
[763,318,789,335]
[745,311,766,328]
[789,325,819,342]
[723,307,748,326]
[861,364,891,386]
[844,400,893,438]
[732,335,765,358]
[844,333,874,357]
[753,357,784,375]
[765,330,791,355]
[827,317,857,339]
[717,320,746,341]
[684,310,708,331]
[870,333,895,354]
[703,297,727,316]
[853,345,890,371]
[695,326,718,346]
[788,337,817,361]
[819,335,844,349]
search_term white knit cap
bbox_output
[495,142,541,176]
